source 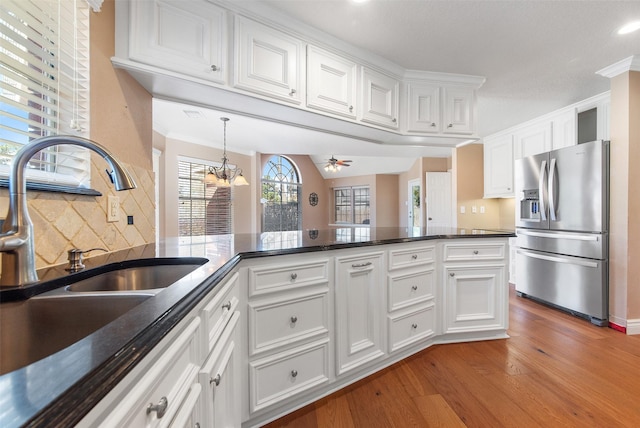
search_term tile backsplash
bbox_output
[0,159,155,273]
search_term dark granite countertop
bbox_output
[0,227,514,427]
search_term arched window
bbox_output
[262,156,302,231]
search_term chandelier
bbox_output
[205,117,249,187]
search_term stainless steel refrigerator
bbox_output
[514,140,609,326]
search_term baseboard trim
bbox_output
[626,319,640,335]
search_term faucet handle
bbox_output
[66,247,108,272]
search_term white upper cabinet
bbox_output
[551,108,576,150]
[128,0,227,83]
[306,45,358,119]
[483,134,514,198]
[361,68,400,129]
[442,86,475,135]
[513,121,552,159]
[234,16,303,105]
[406,83,441,133]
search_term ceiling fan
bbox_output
[323,156,352,172]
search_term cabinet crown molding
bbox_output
[596,55,640,78]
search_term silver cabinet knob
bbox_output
[473,250,479,255]
[392,118,397,123]
[147,396,168,418]
[291,369,298,378]
[211,373,221,386]
[449,272,455,277]
[448,123,453,128]
[430,122,436,127]
[210,65,218,71]
[349,105,354,112]
[290,315,298,323]
[290,272,298,280]
[222,301,231,310]
[411,323,418,329]
[411,254,418,260]
[289,89,297,96]
[195,423,201,428]
[411,285,418,291]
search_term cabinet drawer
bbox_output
[249,339,330,413]
[201,272,239,354]
[103,317,202,427]
[388,245,435,270]
[443,242,505,262]
[249,292,328,355]
[388,304,436,353]
[248,260,329,297]
[388,268,435,311]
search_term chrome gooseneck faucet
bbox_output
[0,136,137,287]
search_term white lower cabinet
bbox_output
[335,251,385,375]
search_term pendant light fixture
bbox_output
[205,117,249,187]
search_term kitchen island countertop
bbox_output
[0,227,514,427]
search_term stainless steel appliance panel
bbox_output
[515,228,607,260]
[548,140,608,233]
[515,152,549,229]
[515,248,608,323]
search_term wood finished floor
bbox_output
[264,285,640,427]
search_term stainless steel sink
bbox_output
[0,293,151,375]
[66,263,205,293]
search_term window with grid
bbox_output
[0,0,92,188]
[262,155,301,232]
[334,186,370,225]
[178,159,232,236]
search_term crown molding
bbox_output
[596,55,640,78]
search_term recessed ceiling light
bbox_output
[618,21,640,35]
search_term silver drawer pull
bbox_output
[412,323,418,329]
[449,272,455,277]
[290,273,298,280]
[411,254,418,260]
[411,285,418,291]
[147,396,168,418]
[222,301,231,311]
[211,373,221,386]
[210,65,218,71]
[473,250,479,255]
[290,315,298,323]
[289,89,297,96]
[352,262,372,268]
[291,369,298,378]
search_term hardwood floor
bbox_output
[264,285,640,427]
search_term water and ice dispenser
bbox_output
[519,189,542,222]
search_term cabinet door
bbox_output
[442,86,474,135]
[361,68,399,129]
[307,45,357,119]
[335,252,385,375]
[483,134,514,198]
[514,122,552,159]
[129,0,226,83]
[406,83,440,133]
[551,109,576,150]
[443,265,507,334]
[234,16,302,105]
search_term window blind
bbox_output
[0,0,91,187]
[178,159,232,236]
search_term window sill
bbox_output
[0,179,102,196]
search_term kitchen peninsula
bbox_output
[0,227,513,428]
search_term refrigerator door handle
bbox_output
[549,157,557,221]
[517,230,600,241]
[538,160,547,221]
[517,249,599,268]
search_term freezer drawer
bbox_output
[515,248,608,324]
[516,228,607,259]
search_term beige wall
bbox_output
[397,157,449,228]
[375,175,399,227]
[455,144,501,230]
[0,0,155,274]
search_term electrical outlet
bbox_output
[460,206,466,214]
[472,205,477,213]
[480,205,485,214]
[107,196,119,222]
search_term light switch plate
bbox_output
[107,195,119,222]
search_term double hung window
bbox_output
[334,186,370,225]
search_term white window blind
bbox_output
[178,159,232,236]
[0,0,92,188]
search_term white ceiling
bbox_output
[153,0,640,178]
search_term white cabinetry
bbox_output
[246,258,331,414]
[335,251,385,374]
[483,134,514,198]
[128,0,227,83]
[551,109,576,150]
[386,244,437,353]
[514,121,552,159]
[234,16,303,105]
[307,45,358,119]
[406,83,441,133]
[361,68,400,129]
[442,86,475,135]
[442,241,508,335]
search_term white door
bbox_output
[425,172,452,229]
[407,179,422,228]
